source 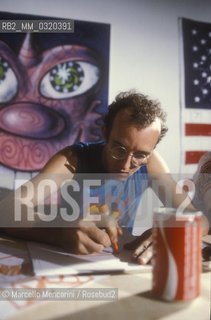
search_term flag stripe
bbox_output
[183,136,210,151]
[183,109,211,124]
[185,123,211,136]
[185,151,208,164]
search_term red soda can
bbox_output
[152,208,202,301]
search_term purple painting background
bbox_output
[0,11,110,176]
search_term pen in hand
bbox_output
[112,239,119,254]
[99,204,120,254]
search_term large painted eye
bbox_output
[0,56,18,103]
[39,61,100,99]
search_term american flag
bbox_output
[179,17,211,174]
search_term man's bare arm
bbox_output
[148,150,209,235]
[125,151,209,264]
[0,148,120,253]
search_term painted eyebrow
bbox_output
[111,139,151,156]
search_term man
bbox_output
[1,90,209,264]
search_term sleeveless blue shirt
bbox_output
[69,141,150,231]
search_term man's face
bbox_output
[102,110,161,180]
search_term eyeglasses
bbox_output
[109,145,150,167]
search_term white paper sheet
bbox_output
[27,229,152,276]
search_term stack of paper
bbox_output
[28,229,152,275]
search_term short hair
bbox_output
[104,90,168,143]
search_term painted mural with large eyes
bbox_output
[0,12,110,196]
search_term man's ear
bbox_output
[101,125,108,142]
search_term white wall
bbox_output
[1,0,211,172]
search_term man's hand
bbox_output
[124,229,153,264]
[60,218,122,255]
